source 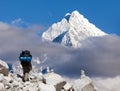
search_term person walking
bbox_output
[19,50,32,82]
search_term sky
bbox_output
[0,0,120,35]
[0,1,120,91]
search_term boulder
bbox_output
[44,72,66,91]
[0,60,9,76]
[0,83,5,91]
[74,77,97,91]
[39,83,56,91]
[74,70,97,91]
[82,83,97,91]
[44,72,65,85]
[55,81,66,91]
[63,82,74,91]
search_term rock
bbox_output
[74,70,97,91]
[0,60,9,76]
[63,82,74,91]
[44,72,67,91]
[0,83,5,91]
[4,76,13,82]
[0,66,98,91]
[82,83,97,91]
[44,72,65,85]
[22,82,39,91]
[39,83,56,91]
[55,81,66,91]
[74,76,97,91]
[80,69,86,79]
[0,74,4,82]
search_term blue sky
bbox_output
[0,0,120,35]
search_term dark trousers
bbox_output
[21,62,32,75]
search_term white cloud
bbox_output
[11,18,23,25]
[0,21,43,62]
[1,20,120,91]
[38,35,120,78]
[1,21,120,78]
[0,22,10,30]
[63,75,120,91]
[93,76,120,91]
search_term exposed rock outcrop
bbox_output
[0,60,9,76]
[0,62,98,91]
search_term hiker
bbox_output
[19,50,32,82]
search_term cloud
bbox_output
[1,20,120,80]
[0,21,43,63]
[11,18,23,25]
[0,22,10,30]
[38,35,120,78]
[1,20,120,91]
[93,76,120,91]
[62,74,120,91]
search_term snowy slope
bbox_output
[42,10,107,48]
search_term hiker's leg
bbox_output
[21,62,30,82]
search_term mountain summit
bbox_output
[42,10,107,48]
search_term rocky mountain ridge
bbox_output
[0,59,97,91]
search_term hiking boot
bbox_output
[23,73,29,82]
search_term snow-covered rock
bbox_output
[44,72,67,91]
[74,70,97,91]
[42,10,107,48]
[0,74,4,82]
[0,70,98,91]
[44,72,65,85]
[82,83,97,91]
[74,77,97,91]
[63,82,74,91]
[39,83,56,91]
[0,61,98,91]
[0,83,5,91]
[0,60,9,76]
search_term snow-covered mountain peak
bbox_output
[64,10,79,19]
[42,10,107,48]
[64,10,83,23]
[64,13,71,21]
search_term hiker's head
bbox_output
[19,50,32,62]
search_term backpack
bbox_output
[19,50,32,62]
